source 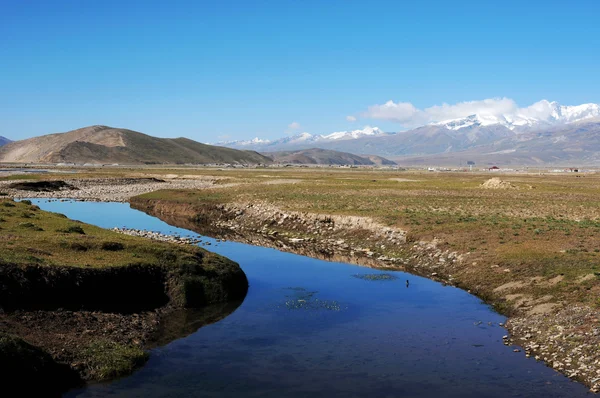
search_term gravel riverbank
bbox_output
[0,177,216,202]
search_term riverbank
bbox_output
[0,176,217,202]
[130,173,600,393]
[0,198,248,396]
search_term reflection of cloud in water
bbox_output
[352,273,398,281]
[279,287,345,311]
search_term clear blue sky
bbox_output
[2,0,599,141]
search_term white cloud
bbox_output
[361,97,525,127]
[287,121,301,130]
[424,98,517,122]
[362,101,425,126]
[346,115,357,122]
[518,100,557,120]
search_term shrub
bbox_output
[100,242,125,251]
[57,225,85,234]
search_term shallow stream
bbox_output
[32,200,591,397]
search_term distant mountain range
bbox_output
[0,136,11,146]
[433,101,600,131]
[4,99,600,167]
[220,101,600,165]
[0,125,271,165]
[263,148,395,166]
[0,126,393,167]
[220,127,390,152]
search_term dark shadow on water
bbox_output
[150,301,244,349]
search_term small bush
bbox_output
[101,242,125,251]
[20,200,32,205]
[2,201,15,207]
[18,222,43,231]
[57,225,85,234]
[69,242,91,252]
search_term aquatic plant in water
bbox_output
[352,273,397,281]
[279,287,344,311]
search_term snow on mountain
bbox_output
[219,127,385,148]
[224,137,272,146]
[435,101,600,131]
[322,126,384,140]
[219,101,600,155]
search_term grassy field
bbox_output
[131,168,600,313]
[0,198,203,268]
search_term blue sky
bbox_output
[2,0,600,141]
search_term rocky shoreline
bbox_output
[130,197,600,393]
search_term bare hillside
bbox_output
[263,148,396,166]
[0,126,271,165]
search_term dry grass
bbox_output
[4,165,600,309]
[134,168,600,309]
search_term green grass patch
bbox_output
[81,341,148,380]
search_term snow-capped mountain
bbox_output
[321,126,384,140]
[218,101,600,164]
[435,101,600,131]
[219,127,387,151]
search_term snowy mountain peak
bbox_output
[435,101,600,131]
[218,136,271,146]
[217,126,384,148]
[323,126,384,140]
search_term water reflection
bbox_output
[150,301,244,348]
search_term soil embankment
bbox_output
[130,195,600,393]
[0,199,248,396]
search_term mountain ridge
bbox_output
[0,136,11,146]
[220,127,389,151]
[262,148,396,166]
[221,101,600,153]
[0,125,271,165]
[219,101,600,164]
[434,101,600,131]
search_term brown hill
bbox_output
[0,126,271,165]
[262,148,396,166]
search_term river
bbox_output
[31,200,591,397]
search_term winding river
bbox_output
[32,200,591,397]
